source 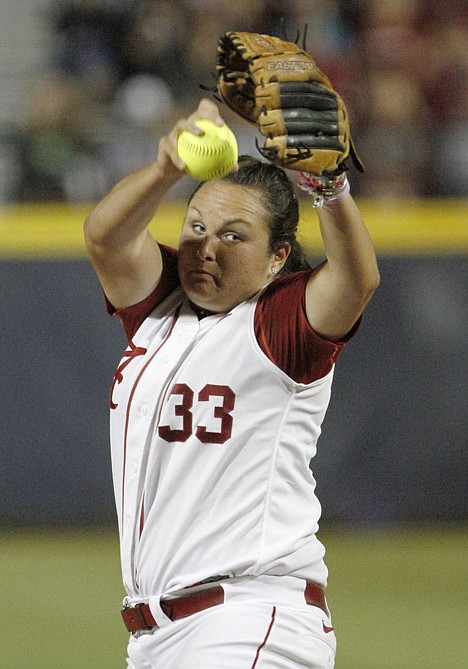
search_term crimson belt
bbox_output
[121,580,327,633]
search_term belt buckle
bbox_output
[122,602,154,633]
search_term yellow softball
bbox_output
[177,119,238,181]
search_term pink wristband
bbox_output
[298,172,350,208]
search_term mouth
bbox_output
[188,268,219,284]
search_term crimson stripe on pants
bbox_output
[251,606,276,669]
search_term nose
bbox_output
[197,236,217,262]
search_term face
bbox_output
[178,181,289,313]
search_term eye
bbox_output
[191,222,205,235]
[223,232,241,242]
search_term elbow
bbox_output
[369,265,381,294]
[351,263,380,306]
[362,253,380,294]
[83,210,111,256]
[83,211,98,249]
[361,265,380,304]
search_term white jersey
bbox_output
[108,247,352,602]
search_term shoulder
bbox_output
[255,269,356,383]
[108,244,180,342]
[260,270,312,300]
[256,270,313,327]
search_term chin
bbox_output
[184,287,216,311]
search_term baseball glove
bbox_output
[215,31,364,175]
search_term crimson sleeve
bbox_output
[106,244,180,342]
[254,271,360,384]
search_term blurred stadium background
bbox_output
[0,1,466,667]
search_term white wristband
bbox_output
[322,178,350,205]
[298,172,350,208]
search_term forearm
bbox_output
[84,97,223,253]
[84,162,176,252]
[303,177,380,340]
[318,191,380,301]
[83,98,226,310]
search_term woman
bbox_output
[84,98,379,669]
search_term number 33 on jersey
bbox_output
[158,383,235,444]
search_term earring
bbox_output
[271,267,278,275]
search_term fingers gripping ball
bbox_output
[177,120,238,181]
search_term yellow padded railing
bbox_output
[0,199,466,259]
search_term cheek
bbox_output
[178,235,193,252]
[178,238,197,264]
[230,251,270,283]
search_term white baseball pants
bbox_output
[125,576,336,669]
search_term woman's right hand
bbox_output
[155,98,226,181]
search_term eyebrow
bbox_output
[186,206,201,216]
[186,208,253,227]
[223,217,253,227]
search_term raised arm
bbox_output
[305,182,380,341]
[83,99,225,309]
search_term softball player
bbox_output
[85,98,379,668]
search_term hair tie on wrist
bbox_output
[298,172,350,208]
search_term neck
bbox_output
[189,301,217,320]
